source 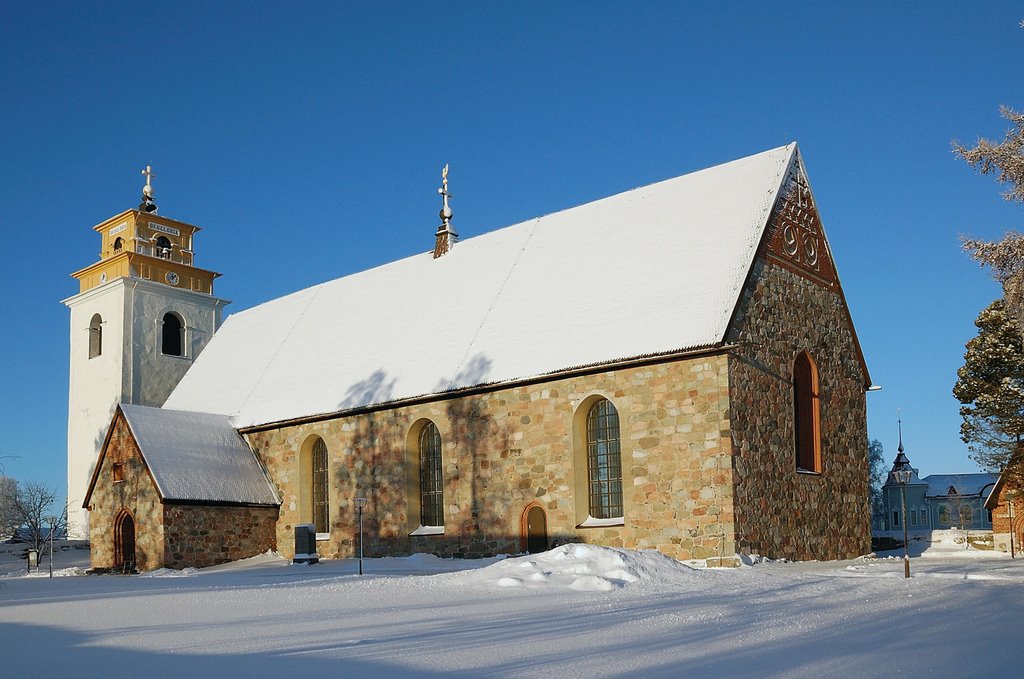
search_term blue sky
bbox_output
[1,2,1021,501]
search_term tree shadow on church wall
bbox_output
[323,356,572,559]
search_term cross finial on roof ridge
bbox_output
[434,163,457,258]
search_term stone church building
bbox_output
[71,144,873,571]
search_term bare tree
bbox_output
[6,481,67,553]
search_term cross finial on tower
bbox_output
[434,163,457,259]
[139,165,158,214]
[142,165,155,198]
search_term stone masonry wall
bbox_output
[246,355,735,562]
[162,504,278,569]
[87,413,165,570]
[727,258,871,560]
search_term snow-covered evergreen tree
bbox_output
[953,299,1024,483]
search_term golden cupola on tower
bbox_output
[71,166,220,294]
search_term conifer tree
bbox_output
[953,299,1024,484]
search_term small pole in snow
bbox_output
[46,515,56,578]
[354,497,368,575]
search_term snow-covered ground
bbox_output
[2,541,1022,678]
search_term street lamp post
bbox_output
[889,419,913,579]
[894,469,912,578]
[353,497,367,575]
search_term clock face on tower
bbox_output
[165,271,180,286]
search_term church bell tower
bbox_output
[63,168,229,539]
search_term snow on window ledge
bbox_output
[315,533,330,541]
[410,525,444,536]
[578,516,624,528]
[796,468,822,476]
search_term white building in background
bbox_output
[875,445,997,533]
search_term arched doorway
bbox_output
[115,511,136,572]
[521,504,548,554]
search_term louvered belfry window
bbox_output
[587,399,623,519]
[419,422,444,527]
[311,438,329,534]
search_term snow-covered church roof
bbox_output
[165,144,803,429]
[94,404,280,505]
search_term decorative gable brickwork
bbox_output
[763,159,839,289]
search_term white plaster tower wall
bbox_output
[64,277,226,539]
[65,280,128,539]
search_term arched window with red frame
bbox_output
[793,351,821,473]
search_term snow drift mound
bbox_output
[459,544,701,592]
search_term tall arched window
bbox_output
[311,437,329,534]
[586,398,623,519]
[419,422,444,527]
[161,313,184,356]
[793,351,821,472]
[88,313,103,358]
[113,237,123,253]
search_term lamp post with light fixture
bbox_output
[892,466,912,578]
[353,497,367,575]
[890,420,913,579]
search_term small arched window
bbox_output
[311,437,329,534]
[586,398,623,519]
[88,313,103,358]
[793,351,821,473]
[155,236,172,259]
[113,237,123,253]
[161,313,184,357]
[419,422,444,527]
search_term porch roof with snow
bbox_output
[84,404,280,507]
[163,143,866,429]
